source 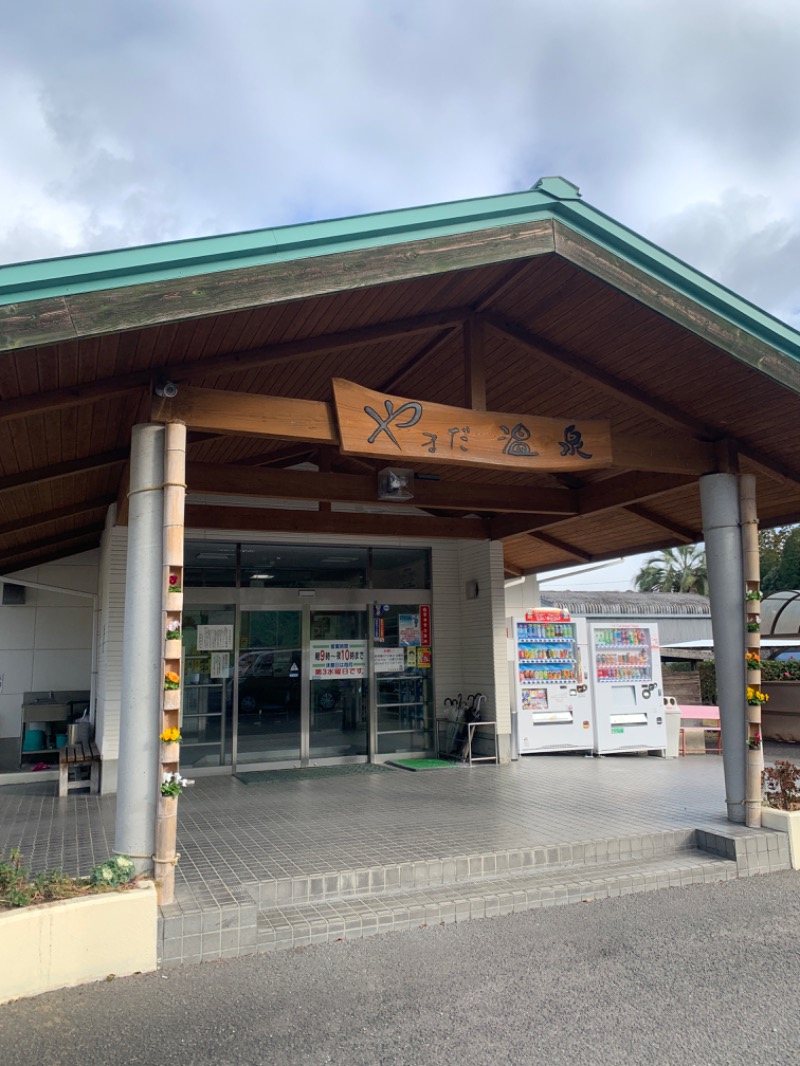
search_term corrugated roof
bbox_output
[541,590,711,617]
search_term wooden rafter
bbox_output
[464,314,486,411]
[528,530,592,562]
[485,311,800,488]
[0,449,128,495]
[185,462,577,515]
[0,496,114,539]
[185,504,489,540]
[0,309,469,425]
[489,473,695,539]
[622,503,698,543]
[0,524,105,568]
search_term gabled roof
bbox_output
[2,177,800,576]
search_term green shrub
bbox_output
[0,849,135,909]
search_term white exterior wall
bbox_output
[0,551,98,740]
[455,541,511,757]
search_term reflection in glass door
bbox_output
[309,610,368,759]
[237,611,302,765]
[180,605,236,769]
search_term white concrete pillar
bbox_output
[115,425,165,873]
[700,473,746,823]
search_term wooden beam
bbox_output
[153,386,337,442]
[378,329,458,393]
[0,524,105,566]
[185,505,489,540]
[115,463,131,526]
[0,310,467,425]
[464,315,486,411]
[623,503,698,543]
[489,473,695,539]
[0,449,128,495]
[611,432,716,476]
[577,472,698,516]
[0,533,104,576]
[185,461,578,515]
[553,220,800,402]
[1,219,555,352]
[528,530,592,561]
[0,496,114,539]
[485,311,718,438]
[503,561,524,577]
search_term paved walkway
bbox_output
[0,752,758,908]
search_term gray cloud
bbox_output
[2,0,800,329]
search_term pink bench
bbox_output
[679,705,721,755]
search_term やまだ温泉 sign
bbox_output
[332,380,611,472]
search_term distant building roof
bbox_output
[540,590,711,617]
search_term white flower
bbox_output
[101,866,113,882]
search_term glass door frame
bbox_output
[183,586,433,772]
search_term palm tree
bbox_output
[634,545,708,595]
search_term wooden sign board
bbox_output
[333,379,612,472]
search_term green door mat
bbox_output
[386,758,459,771]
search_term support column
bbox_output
[115,424,165,874]
[700,473,746,823]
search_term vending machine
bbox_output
[588,623,666,754]
[510,609,594,754]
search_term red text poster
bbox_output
[419,605,431,646]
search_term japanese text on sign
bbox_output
[310,641,367,679]
[333,379,611,472]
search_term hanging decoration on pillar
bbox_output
[740,474,764,829]
[154,421,188,905]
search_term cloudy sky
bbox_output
[3,0,797,587]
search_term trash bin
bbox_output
[663,697,681,758]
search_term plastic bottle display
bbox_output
[593,627,652,682]
[516,622,580,684]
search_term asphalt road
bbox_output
[2,872,800,1066]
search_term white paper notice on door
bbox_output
[210,652,231,678]
[197,625,234,651]
[374,647,406,673]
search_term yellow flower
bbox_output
[160,727,182,743]
[165,671,180,685]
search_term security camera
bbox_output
[155,381,179,398]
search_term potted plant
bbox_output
[762,759,800,869]
[160,727,182,760]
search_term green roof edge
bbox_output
[1,177,799,364]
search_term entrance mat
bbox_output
[235,764,394,784]
[386,758,459,771]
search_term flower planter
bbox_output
[0,881,157,1004]
[164,640,182,660]
[161,742,180,763]
[761,807,800,870]
[163,688,181,711]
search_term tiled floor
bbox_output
[0,750,767,909]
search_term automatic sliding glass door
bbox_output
[236,610,303,765]
[309,609,368,759]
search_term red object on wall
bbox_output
[420,605,431,645]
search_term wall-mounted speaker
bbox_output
[1,583,25,605]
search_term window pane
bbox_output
[371,548,430,589]
[240,545,368,588]
[184,542,237,587]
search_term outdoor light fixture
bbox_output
[378,467,414,502]
[155,381,179,398]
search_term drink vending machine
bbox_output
[509,609,594,753]
[588,623,666,754]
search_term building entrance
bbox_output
[236,607,369,767]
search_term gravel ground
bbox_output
[2,870,800,1066]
